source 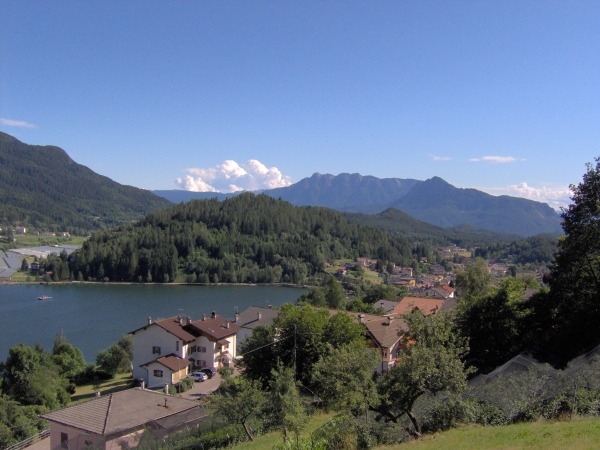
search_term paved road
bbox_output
[177,368,241,400]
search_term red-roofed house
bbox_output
[130,312,241,388]
[391,297,445,317]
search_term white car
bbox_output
[188,372,208,382]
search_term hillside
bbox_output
[151,190,236,203]
[69,193,415,283]
[263,172,420,211]
[0,133,172,232]
[391,177,563,236]
[343,207,523,247]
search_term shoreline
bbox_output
[0,280,314,289]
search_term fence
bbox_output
[5,429,50,450]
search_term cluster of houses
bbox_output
[39,296,457,450]
[130,292,457,388]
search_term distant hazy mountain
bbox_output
[343,208,524,246]
[151,190,236,203]
[390,177,562,236]
[263,172,420,210]
[0,132,172,232]
[152,172,563,238]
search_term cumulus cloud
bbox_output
[0,118,36,128]
[479,182,572,210]
[176,159,292,193]
[430,154,452,161]
[469,156,525,163]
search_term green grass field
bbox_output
[234,412,336,450]
[228,415,600,450]
[379,417,600,450]
[12,235,88,247]
[71,373,131,404]
[325,259,383,285]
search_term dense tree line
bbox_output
[0,132,171,232]
[473,234,558,265]
[69,193,416,283]
[0,332,133,447]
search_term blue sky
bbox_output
[1,1,599,208]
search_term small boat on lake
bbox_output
[37,295,51,301]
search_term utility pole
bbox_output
[293,325,297,381]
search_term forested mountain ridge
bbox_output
[153,172,563,237]
[262,172,420,212]
[69,193,415,283]
[0,132,172,233]
[343,207,524,247]
[391,177,563,237]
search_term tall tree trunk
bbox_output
[241,419,254,441]
[406,411,422,437]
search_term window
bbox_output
[61,433,68,449]
[152,346,161,355]
[176,341,179,351]
[153,369,164,378]
[189,345,197,355]
[198,346,207,353]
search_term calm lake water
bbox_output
[0,284,306,362]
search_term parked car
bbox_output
[188,372,207,382]
[199,368,217,379]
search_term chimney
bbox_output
[164,384,169,395]
[148,316,152,325]
[226,321,230,329]
[141,379,145,390]
[257,312,262,321]
[267,304,272,309]
[380,301,384,310]
[358,314,365,324]
[202,314,206,321]
[187,316,192,324]
[387,316,393,325]
[235,312,240,322]
[178,316,183,325]
[212,311,216,319]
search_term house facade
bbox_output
[130,313,241,387]
[40,388,206,450]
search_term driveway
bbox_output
[178,368,240,400]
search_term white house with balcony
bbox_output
[130,312,241,388]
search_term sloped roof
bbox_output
[236,306,279,330]
[188,314,242,340]
[40,388,204,436]
[374,300,399,313]
[328,310,408,349]
[363,315,408,349]
[392,297,445,316]
[141,354,188,372]
[130,317,198,343]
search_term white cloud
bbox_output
[0,118,36,128]
[469,156,526,163]
[430,154,452,161]
[176,159,292,193]
[479,182,572,210]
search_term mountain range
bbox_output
[0,132,562,237]
[155,173,562,237]
[0,132,172,232]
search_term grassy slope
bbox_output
[71,373,131,404]
[380,418,600,450]
[234,412,335,450]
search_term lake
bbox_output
[0,283,307,362]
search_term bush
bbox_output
[168,377,195,395]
